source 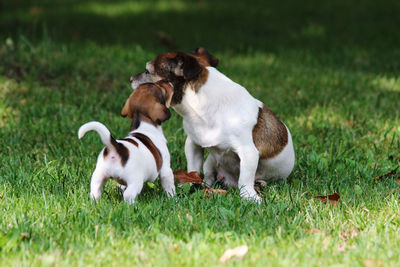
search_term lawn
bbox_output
[1,0,400,266]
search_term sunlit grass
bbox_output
[78,0,190,17]
[372,76,400,92]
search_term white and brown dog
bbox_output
[78,81,176,204]
[130,48,295,203]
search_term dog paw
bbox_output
[240,187,262,204]
[90,193,101,201]
[124,198,136,205]
[166,188,176,198]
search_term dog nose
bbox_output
[129,76,134,83]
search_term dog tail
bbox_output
[78,121,115,148]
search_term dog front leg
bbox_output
[185,137,204,172]
[236,144,261,203]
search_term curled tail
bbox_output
[78,121,114,148]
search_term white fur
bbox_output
[78,121,175,204]
[176,67,295,203]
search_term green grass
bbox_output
[1,0,400,266]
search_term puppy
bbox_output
[130,48,295,203]
[78,81,176,204]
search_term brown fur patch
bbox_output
[252,104,288,159]
[130,132,163,171]
[110,136,130,166]
[189,67,209,92]
[119,138,139,147]
[103,147,109,158]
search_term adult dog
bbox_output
[130,48,295,202]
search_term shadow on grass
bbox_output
[1,0,400,73]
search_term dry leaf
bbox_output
[315,192,340,205]
[373,169,398,180]
[219,245,248,263]
[396,180,400,185]
[173,170,202,184]
[202,188,227,197]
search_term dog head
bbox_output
[129,48,218,104]
[121,80,173,129]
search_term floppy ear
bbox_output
[155,81,173,108]
[121,93,134,118]
[183,55,202,80]
[172,54,202,80]
[192,47,219,67]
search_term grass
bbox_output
[1,0,400,266]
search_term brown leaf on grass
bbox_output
[315,192,340,205]
[202,188,227,197]
[396,180,400,185]
[373,169,398,180]
[219,245,248,263]
[173,170,202,184]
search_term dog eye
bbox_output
[145,69,150,74]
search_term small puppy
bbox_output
[78,81,176,204]
[129,48,295,203]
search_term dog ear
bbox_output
[155,80,173,108]
[192,47,219,67]
[121,93,142,129]
[172,54,202,80]
[121,92,135,118]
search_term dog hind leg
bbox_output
[159,168,176,197]
[236,144,261,203]
[123,181,144,205]
[203,154,217,187]
[90,167,107,200]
